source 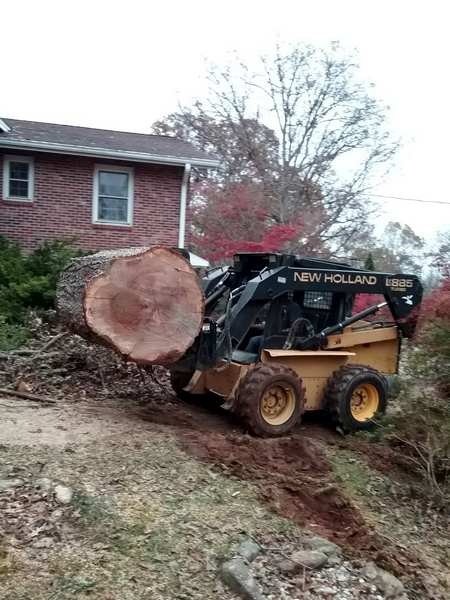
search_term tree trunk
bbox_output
[56,246,204,366]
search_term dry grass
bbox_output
[327,447,450,596]
[0,430,301,600]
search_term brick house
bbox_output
[0,117,218,253]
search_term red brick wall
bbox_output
[0,151,184,252]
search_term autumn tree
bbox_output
[191,182,301,262]
[153,43,397,254]
[153,113,279,184]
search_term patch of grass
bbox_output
[71,491,113,526]
[0,544,18,577]
[49,576,96,599]
[0,317,30,351]
[354,415,395,443]
[0,431,304,600]
[70,491,148,557]
[329,450,388,498]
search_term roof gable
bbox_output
[0,118,219,168]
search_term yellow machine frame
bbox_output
[187,324,399,411]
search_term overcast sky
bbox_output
[2,0,449,240]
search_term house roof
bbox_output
[0,118,219,168]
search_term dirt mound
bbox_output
[180,428,374,548]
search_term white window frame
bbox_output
[2,155,34,201]
[92,164,134,226]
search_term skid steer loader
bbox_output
[171,252,423,437]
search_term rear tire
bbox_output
[324,364,387,432]
[170,371,197,403]
[234,362,304,437]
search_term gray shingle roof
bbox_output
[0,118,219,167]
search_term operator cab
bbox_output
[188,251,422,371]
[238,288,352,362]
[226,252,355,359]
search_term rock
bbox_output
[49,508,64,521]
[278,549,328,574]
[291,550,328,570]
[238,539,262,563]
[327,555,342,566]
[307,535,341,557]
[33,536,54,549]
[221,557,266,600]
[0,478,23,492]
[317,586,338,595]
[335,566,351,583]
[54,484,73,504]
[277,558,298,574]
[361,562,405,598]
[35,477,53,491]
[16,380,33,393]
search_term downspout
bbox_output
[178,162,191,248]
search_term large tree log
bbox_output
[57,246,204,366]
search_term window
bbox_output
[303,291,333,310]
[93,165,133,225]
[2,156,34,201]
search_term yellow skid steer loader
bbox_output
[171,252,422,437]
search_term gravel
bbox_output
[236,536,410,600]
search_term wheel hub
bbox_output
[260,384,295,425]
[350,383,379,422]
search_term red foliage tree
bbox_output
[352,293,392,322]
[418,277,450,328]
[192,183,302,262]
[352,294,384,314]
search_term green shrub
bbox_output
[389,331,450,508]
[407,319,450,398]
[0,236,83,323]
[0,316,30,351]
[0,238,27,321]
[26,239,84,296]
[0,237,27,286]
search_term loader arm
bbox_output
[223,265,422,352]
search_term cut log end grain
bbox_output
[57,246,205,366]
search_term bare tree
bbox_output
[429,228,450,275]
[370,222,425,274]
[153,43,398,254]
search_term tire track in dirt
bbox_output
[138,399,432,595]
[180,428,373,546]
[139,399,373,546]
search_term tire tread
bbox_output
[324,363,387,432]
[234,362,305,437]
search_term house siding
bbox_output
[0,151,183,252]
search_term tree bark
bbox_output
[56,246,204,366]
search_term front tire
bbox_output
[324,364,387,432]
[234,362,304,437]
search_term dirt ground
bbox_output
[0,329,448,599]
[1,390,449,600]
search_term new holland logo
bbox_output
[294,272,377,285]
[402,295,413,305]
